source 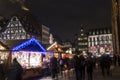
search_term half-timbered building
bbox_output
[0,13,42,41]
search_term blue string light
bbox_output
[12,38,46,52]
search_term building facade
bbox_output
[88,29,113,55]
[0,12,53,52]
[76,28,88,53]
[41,25,50,45]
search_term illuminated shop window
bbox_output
[99,36,101,40]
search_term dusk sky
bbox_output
[0,0,112,41]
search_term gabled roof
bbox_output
[12,38,46,52]
[47,42,64,53]
[47,42,57,50]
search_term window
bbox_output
[15,23,18,26]
[95,37,97,41]
[78,38,81,40]
[4,36,6,39]
[93,37,95,41]
[92,42,94,46]
[19,30,21,32]
[16,30,18,33]
[7,30,10,33]
[16,36,20,39]
[96,31,99,35]
[11,30,13,33]
[106,36,109,41]
[81,33,84,36]
[22,35,26,39]
[93,32,95,35]
[19,22,22,26]
[108,30,110,34]
[95,41,98,45]
[84,37,87,40]
[92,37,93,41]
[11,36,14,39]
[7,34,9,37]
[7,36,10,39]
[84,43,88,45]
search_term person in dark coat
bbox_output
[79,54,86,80]
[86,55,94,80]
[73,54,82,80]
[49,55,58,79]
[7,58,23,80]
[0,63,4,80]
[100,54,112,77]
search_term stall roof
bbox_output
[47,42,57,50]
[1,38,46,52]
[47,42,64,53]
[12,38,46,52]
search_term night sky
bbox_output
[0,0,112,41]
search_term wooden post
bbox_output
[112,0,120,55]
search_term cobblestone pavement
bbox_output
[25,65,120,80]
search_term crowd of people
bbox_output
[0,51,120,80]
[41,52,120,80]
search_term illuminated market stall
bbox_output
[0,42,10,64]
[47,42,64,58]
[12,38,46,69]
